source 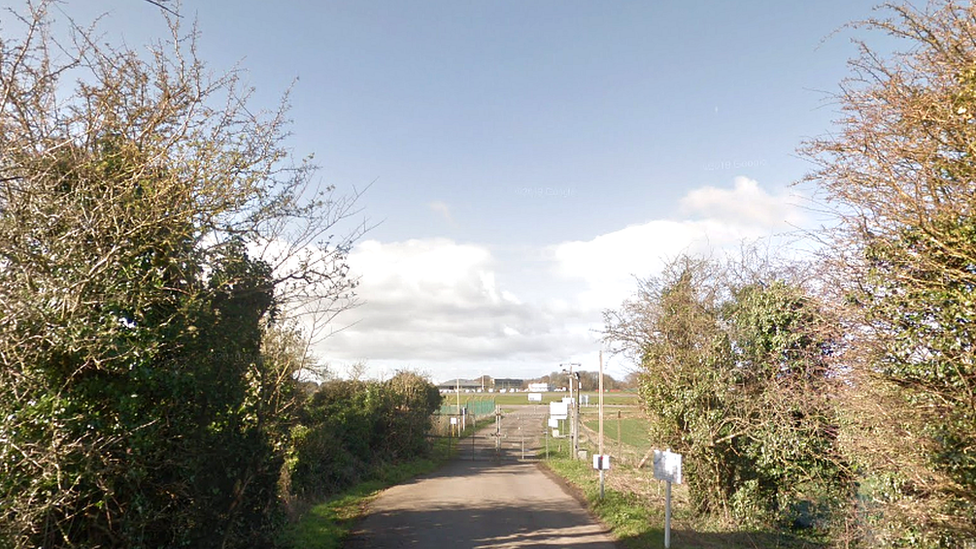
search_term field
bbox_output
[583,415,651,450]
[447,390,639,408]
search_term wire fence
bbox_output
[430,398,497,437]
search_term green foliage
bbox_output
[608,256,848,532]
[848,217,976,545]
[631,259,737,518]
[723,281,849,528]
[0,138,287,545]
[0,3,358,547]
[280,457,441,549]
[286,372,441,501]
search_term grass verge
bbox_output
[542,448,827,549]
[280,422,493,549]
[279,457,441,549]
[544,453,664,546]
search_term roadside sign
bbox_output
[592,454,611,471]
[652,449,683,548]
[548,417,559,428]
[549,401,568,420]
[653,450,682,484]
[528,393,542,402]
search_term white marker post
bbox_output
[652,449,683,549]
[598,350,605,499]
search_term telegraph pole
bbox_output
[599,350,605,499]
[560,362,581,459]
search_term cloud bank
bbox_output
[314,178,808,381]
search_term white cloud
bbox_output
[551,177,808,311]
[313,178,811,382]
[679,176,804,227]
[316,238,582,380]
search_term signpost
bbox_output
[652,450,683,549]
[560,362,581,459]
[598,350,605,499]
[549,401,568,420]
[593,452,611,494]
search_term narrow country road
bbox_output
[346,406,621,549]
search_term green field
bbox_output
[447,391,639,408]
[584,416,651,449]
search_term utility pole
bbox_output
[575,371,581,459]
[599,350,605,499]
[560,362,581,459]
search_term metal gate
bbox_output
[435,405,548,462]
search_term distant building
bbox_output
[436,379,482,392]
[493,378,523,391]
[527,382,552,393]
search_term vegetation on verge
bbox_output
[280,411,480,549]
[285,373,441,506]
[280,457,442,549]
[601,2,976,546]
[604,255,848,533]
[542,447,825,549]
[0,2,440,548]
[801,2,976,545]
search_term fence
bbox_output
[431,397,497,437]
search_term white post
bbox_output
[665,480,672,548]
[560,362,581,460]
[599,350,605,499]
[569,366,576,459]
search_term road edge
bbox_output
[536,461,627,549]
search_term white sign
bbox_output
[592,454,611,471]
[450,417,458,425]
[549,401,568,420]
[653,450,682,484]
[548,417,559,428]
[528,392,543,402]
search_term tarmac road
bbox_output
[346,406,620,549]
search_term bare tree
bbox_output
[802,2,976,545]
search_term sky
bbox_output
[20,0,894,383]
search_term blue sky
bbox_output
[41,1,888,382]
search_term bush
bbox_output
[286,373,441,502]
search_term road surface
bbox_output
[346,406,620,548]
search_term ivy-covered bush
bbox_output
[286,373,441,501]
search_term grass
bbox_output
[584,416,652,449]
[541,446,827,549]
[545,453,664,544]
[279,458,441,549]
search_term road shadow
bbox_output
[347,501,621,549]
